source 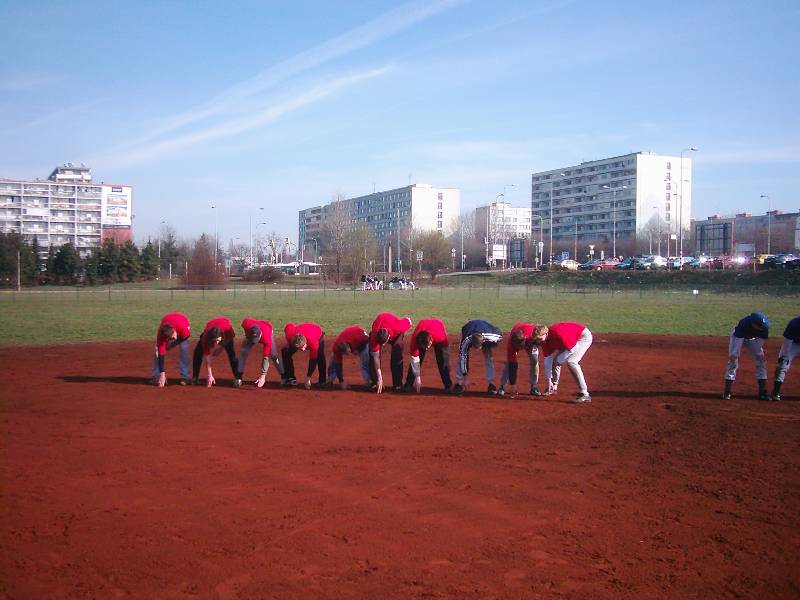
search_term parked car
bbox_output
[594,258,620,270]
[615,258,636,270]
[557,259,580,271]
[785,257,800,269]
[667,256,694,269]
[686,256,712,269]
[754,254,774,265]
[764,253,798,268]
[578,259,601,270]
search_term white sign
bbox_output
[101,185,132,227]
[490,244,506,260]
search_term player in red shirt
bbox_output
[404,318,453,393]
[151,312,191,387]
[532,322,593,403]
[327,325,371,390]
[191,317,238,388]
[497,322,542,397]
[368,312,412,393]
[235,317,284,388]
[282,322,326,389]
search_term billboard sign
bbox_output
[101,184,132,227]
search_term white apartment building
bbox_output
[475,202,532,242]
[531,151,693,258]
[299,183,460,265]
[0,164,133,257]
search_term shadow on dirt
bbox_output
[58,376,159,386]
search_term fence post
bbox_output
[202,287,206,301]
[233,282,236,300]
[496,284,500,299]
[526,285,529,299]
[76,286,79,301]
[440,285,443,299]
[295,283,298,301]
[108,285,111,301]
[263,284,267,300]
[469,282,472,298]
[170,288,174,302]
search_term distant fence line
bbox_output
[1,281,797,303]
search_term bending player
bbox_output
[282,322,326,389]
[191,317,238,388]
[327,325,371,390]
[404,318,453,393]
[235,317,284,388]
[369,312,412,393]
[723,312,770,400]
[151,312,191,387]
[453,319,502,395]
[771,315,799,401]
[533,322,593,404]
[497,321,542,397]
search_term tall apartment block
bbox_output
[693,210,799,256]
[0,163,133,257]
[299,183,460,265]
[531,151,692,258]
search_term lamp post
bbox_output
[158,220,166,259]
[249,207,264,269]
[653,205,662,255]
[546,172,566,267]
[760,194,771,254]
[460,214,464,271]
[679,146,698,261]
[308,237,318,265]
[451,247,456,271]
[601,185,627,259]
[210,204,218,267]
[254,221,267,265]
[531,214,543,268]
[572,217,579,261]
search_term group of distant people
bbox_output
[151,313,595,403]
[360,275,384,291]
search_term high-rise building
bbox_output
[475,202,532,242]
[531,151,692,259]
[0,164,133,257]
[299,183,460,267]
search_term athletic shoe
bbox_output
[453,384,465,395]
[773,394,781,401]
[190,377,199,386]
[721,392,732,400]
[150,376,159,386]
[368,382,378,392]
[232,378,242,388]
[281,377,297,387]
[496,386,505,397]
[758,392,771,401]
[530,386,542,397]
[179,379,191,386]
[487,383,497,395]
[570,393,592,404]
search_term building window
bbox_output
[437,212,442,219]
[437,202,442,209]
[665,173,671,181]
[666,162,671,169]
[437,193,443,200]
[437,221,442,229]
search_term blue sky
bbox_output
[2,0,798,245]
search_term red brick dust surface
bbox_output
[1,333,799,599]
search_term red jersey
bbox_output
[506,322,540,363]
[202,317,235,356]
[156,312,191,357]
[241,318,275,357]
[409,318,448,358]
[540,322,586,357]
[333,325,369,364]
[284,322,324,360]
[369,312,412,352]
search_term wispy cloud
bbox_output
[698,145,800,164]
[0,74,62,91]
[1,100,102,135]
[95,67,392,168]
[130,0,467,147]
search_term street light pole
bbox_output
[679,146,698,262]
[761,194,771,254]
[531,214,543,268]
[546,172,565,267]
[211,204,218,267]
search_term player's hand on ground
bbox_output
[255,374,266,388]
[545,381,556,395]
[206,373,216,387]
[376,373,383,394]
[304,376,312,390]
[157,372,167,388]
[413,376,422,393]
[462,377,469,389]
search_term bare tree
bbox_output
[414,229,451,279]
[320,194,351,284]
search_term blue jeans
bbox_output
[151,339,191,380]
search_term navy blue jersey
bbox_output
[784,316,800,343]
[458,320,502,376]
[733,313,769,340]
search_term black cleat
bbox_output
[487,383,497,395]
[530,386,542,397]
[721,392,732,400]
[453,384,464,395]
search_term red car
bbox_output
[594,258,620,270]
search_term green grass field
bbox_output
[0,285,797,346]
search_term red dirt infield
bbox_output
[1,333,799,598]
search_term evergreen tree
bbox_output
[53,243,80,284]
[84,249,99,286]
[98,238,120,283]
[118,240,141,282]
[140,241,160,278]
[45,245,57,283]
[28,236,41,280]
